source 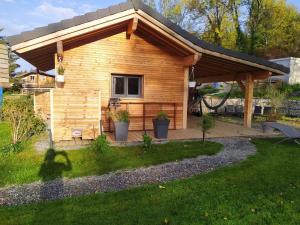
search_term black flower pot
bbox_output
[114,121,129,141]
[153,119,170,139]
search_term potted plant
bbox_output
[110,110,130,141]
[153,111,170,139]
[189,80,197,88]
[189,66,196,88]
[56,65,65,83]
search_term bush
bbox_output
[156,111,169,120]
[2,95,46,145]
[142,132,152,150]
[1,142,23,154]
[90,134,110,153]
[109,110,130,122]
[198,85,219,96]
[265,85,287,117]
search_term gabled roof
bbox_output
[7,0,289,75]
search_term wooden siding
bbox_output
[0,44,9,87]
[50,89,101,142]
[34,92,50,121]
[54,31,185,137]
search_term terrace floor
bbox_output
[107,116,277,144]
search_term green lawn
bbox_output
[1,138,299,225]
[0,122,11,148]
[0,122,222,187]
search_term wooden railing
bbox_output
[108,102,178,131]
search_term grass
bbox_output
[0,122,11,148]
[0,122,222,187]
[0,138,299,224]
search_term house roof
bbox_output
[7,0,289,75]
[15,70,54,78]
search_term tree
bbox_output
[199,113,215,143]
[245,0,300,58]
[230,0,247,51]
[143,0,156,9]
[265,85,287,120]
[186,0,235,46]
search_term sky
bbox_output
[0,0,299,72]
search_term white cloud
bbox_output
[0,18,30,36]
[31,2,77,21]
[3,0,15,2]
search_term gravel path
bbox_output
[0,138,256,206]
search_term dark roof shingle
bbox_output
[7,0,289,74]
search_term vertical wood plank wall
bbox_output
[55,31,186,137]
[34,92,51,121]
[50,89,101,141]
[0,44,9,87]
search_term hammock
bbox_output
[202,84,233,110]
[189,83,234,115]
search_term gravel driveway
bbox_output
[0,137,256,206]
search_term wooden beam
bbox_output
[183,67,189,129]
[183,53,202,66]
[56,41,63,62]
[197,73,240,83]
[244,73,254,128]
[252,71,272,80]
[196,70,272,83]
[126,17,138,39]
[237,80,245,92]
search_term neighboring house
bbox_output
[0,44,9,106]
[7,0,289,142]
[15,70,55,93]
[270,57,300,84]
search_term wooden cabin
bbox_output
[7,0,289,142]
[16,70,55,94]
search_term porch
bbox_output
[107,116,273,144]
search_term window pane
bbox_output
[114,77,125,95]
[128,77,140,95]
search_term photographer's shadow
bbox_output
[38,149,72,200]
[31,149,72,224]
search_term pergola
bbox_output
[7,0,289,129]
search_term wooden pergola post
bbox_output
[244,73,254,128]
[182,53,202,129]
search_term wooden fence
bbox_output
[108,102,179,131]
[34,92,50,121]
[50,89,102,142]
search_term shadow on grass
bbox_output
[31,149,72,224]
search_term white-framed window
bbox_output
[30,75,35,81]
[111,74,143,98]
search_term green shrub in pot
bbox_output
[110,110,130,141]
[153,111,170,139]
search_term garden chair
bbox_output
[253,106,262,117]
[262,122,300,145]
[263,106,272,116]
[225,105,235,116]
[235,105,244,118]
